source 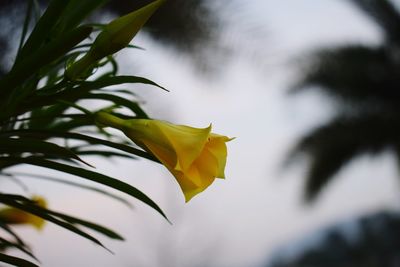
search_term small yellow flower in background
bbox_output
[0,196,47,230]
[96,112,232,202]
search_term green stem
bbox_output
[65,53,96,80]
[95,112,125,130]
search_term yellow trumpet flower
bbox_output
[96,112,232,202]
[0,196,47,230]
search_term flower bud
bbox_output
[66,0,164,80]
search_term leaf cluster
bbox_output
[0,0,168,265]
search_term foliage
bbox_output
[0,0,221,265]
[0,0,219,77]
[290,0,400,201]
[269,211,400,267]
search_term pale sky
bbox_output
[5,1,400,266]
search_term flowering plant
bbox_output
[0,0,230,266]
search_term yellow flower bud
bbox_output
[96,112,232,202]
[0,196,47,230]
[66,0,164,80]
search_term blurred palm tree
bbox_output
[290,0,400,201]
[269,211,400,267]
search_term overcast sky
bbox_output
[6,1,400,266]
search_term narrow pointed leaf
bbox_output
[17,0,71,63]
[81,93,148,118]
[0,194,110,251]
[45,210,124,240]
[0,253,39,267]
[0,237,37,261]
[0,138,91,167]
[58,0,109,31]
[5,172,132,208]
[37,75,166,97]
[0,130,158,162]
[0,26,92,94]
[0,222,27,247]
[0,157,168,221]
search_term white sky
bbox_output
[5,1,400,266]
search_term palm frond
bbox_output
[292,113,400,201]
[349,0,400,44]
[292,45,400,111]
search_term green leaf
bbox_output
[0,130,159,163]
[37,75,167,97]
[5,172,133,208]
[17,75,166,118]
[57,0,109,31]
[27,103,74,129]
[16,0,72,64]
[100,89,138,97]
[0,221,27,247]
[0,252,39,267]
[17,0,34,55]
[0,157,168,222]
[0,194,33,202]
[75,150,136,159]
[0,237,37,261]
[45,210,124,240]
[0,25,93,102]
[47,116,94,132]
[87,75,167,91]
[0,193,110,251]
[0,137,92,167]
[81,93,148,118]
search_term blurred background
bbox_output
[1,0,400,266]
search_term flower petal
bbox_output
[206,134,231,178]
[155,122,211,172]
[172,170,204,202]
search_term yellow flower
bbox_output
[95,112,232,202]
[0,196,47,230]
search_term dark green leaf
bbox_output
[0,137,92,167]
[16,0,72,64]
[0,221,27,247]
[17,0,34,55]
[0,237,37,261]
[0,158,168,222]
[45,210,124,240]
[0,193,110,251]
[0,25,93,98]
[81,93,148,118]
[75,150,136,159]
[0,130,158,163]
[38,75,167,97]
[0,252,39,267]
[6,172,133,208]
[58,0,109,31]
